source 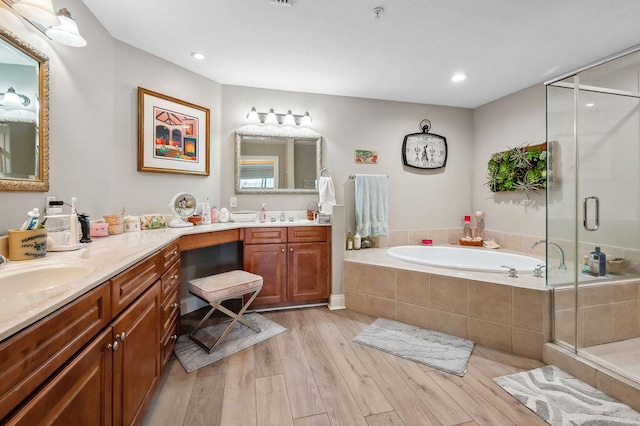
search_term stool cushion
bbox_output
[189,270,263,302]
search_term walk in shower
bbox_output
[547,45,640,385]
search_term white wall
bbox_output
[472,84,547,236]
[0,0,221,234]
[221,85,474,231]
[0,0,545,238]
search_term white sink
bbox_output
[0,259,99,320]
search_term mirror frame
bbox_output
[235,128,322,194]
[0,26,49,192]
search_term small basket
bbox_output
[103,215,124,235]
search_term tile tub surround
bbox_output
[344,248,551,360]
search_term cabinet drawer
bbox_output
[288,226,327,243]
[0,282,111,421]
[160,240,180,271]
[161,285,180,336]
[161,316,179,370]
[244,227,287,244]
[161,259,180,298]
[110,251,161,317]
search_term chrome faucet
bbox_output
[0,253,8,268]
[530,240,566,270]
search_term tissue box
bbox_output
[140,214,167,230]
[317,213,331,224]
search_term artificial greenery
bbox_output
[486,143,547,192]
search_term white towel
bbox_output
[318,176,336,212]
[355,174,388,238]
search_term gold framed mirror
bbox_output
[0,26,49,191]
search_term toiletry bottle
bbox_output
[463,216,472,239]
[259,203,267,223]
[210,206,218,223]
[589,248,600,277]
[595,247,606,276]
[69,197,79,246]
[475,211,484,240]
[582,255,591,274]
[202,198,211,224]
[346,230,353,251]
[354,232,361,250]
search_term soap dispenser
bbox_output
[259,203,267,223]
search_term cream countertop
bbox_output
[0,219,327,342]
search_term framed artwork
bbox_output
[355,149,378,164]
[485,142,547,192]
[402,131,447,169]
[138,87,210,175]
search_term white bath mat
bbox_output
[353,317,474,376]
[174,313,286,373]
[494,365,640,425]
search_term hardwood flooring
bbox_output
[142,307,547,426]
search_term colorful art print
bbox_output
[138,87,210,175]
[355,149,378,164]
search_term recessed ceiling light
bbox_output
[191,52,205,60]
[586,103,595,107]
[451,73,467,82]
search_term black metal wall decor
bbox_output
[402,119,447,169]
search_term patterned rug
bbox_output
[494,365,640,425]
[353,317,474,376]
[174,313,286,373]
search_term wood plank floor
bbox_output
[142,307,547,426]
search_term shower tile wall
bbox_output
[554,280,640,348]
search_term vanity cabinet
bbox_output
[243,226,330,309]
[159,241,181,370]
[1,243,176,425]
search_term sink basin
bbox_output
[0,259,99,320]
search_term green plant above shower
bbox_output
[485,143,547,192]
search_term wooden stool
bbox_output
[188,270,263,353]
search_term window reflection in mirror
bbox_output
[235,130,321,194]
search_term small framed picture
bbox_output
[355,149,378,164]
[303,179,316,189]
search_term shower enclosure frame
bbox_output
[546,43,640,386]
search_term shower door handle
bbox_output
[583,196,600,231]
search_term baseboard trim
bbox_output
[328,294,346,310]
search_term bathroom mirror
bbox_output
[235,128,322,194]
[0,27,49,191]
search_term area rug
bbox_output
[174,313,287,373]
[494,365,640,425]
[353,318,474,376]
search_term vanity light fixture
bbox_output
[45,8,86,47]
[451,72,467,82]
[0,87,31,108]
[245,107,313,127]
[191,52,205,60]
[10,0,60,27]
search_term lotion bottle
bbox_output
[259,203,267,223]
[463,216,472,238]
[354,232,361,250]
[346,230,353,251]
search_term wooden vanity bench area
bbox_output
[0,224,331,425]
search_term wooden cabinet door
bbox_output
[5,328,113,426]
[287,242,329,303]
[112,282,161,426]
[243,243,287,307]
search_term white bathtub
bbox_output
[386,245,543,273]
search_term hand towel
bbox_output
[355,174,388,237]
[319,176,336,212]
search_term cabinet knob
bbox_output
[172,250,178,256]
[290,248,294,252]
[171,334,178,341]
[171,302,179,309]
[116,332,126,342]
[281,248,285,253]
[108,341,119,351]
[173,274,179,281]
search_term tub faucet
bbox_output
[0,253,7,268]
[530,240,566,270]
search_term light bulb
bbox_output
[246,106,260,123]
[265,108,278,124]
[283,110,296,126]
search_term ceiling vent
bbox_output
[270,0,291,5]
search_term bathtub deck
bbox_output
[344,248,551,360]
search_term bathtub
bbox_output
[386,245,543,273]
